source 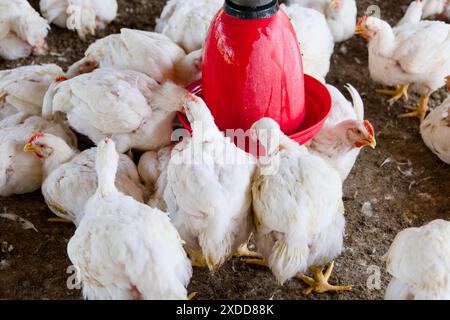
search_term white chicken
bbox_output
[0,115,76,197]
[281,3,334,80]
[287,0,357,42]
[396,0,427,27]
[39,0,118,39]
[247,118,351,294]
[384,219,450,300]
[420,96,450,164]
[155,0,222,53]
[356,1,450,122]
[306,84,376,181]
[421,0,449,20]
[24,133,146,226]
[163,93,256,272]
[138,146,173,211]
[66,28,198,84]
[67,137,192,300]
[0,64,64,122]
[0,0,49,60]
[174,48,203,86]
[43,68,188,153]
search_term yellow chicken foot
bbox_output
[48,217,72,223]
[188,292,198,300]
[398,94,430,123]
[296,261,352,295]
[186,248,207,268]
[234,243,262,259]
[375,84,410,105]
[244,258,268,267]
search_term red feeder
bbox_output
[178,0,332,146]
[180,75,331,145]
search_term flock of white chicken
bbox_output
[0,0,449,300]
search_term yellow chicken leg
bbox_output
[375,84,410,105]
[234,243,262,259]
[244,258,268,267]
[296,261,352,295]
[188,292,198,300]
[48,217,72,223]
[186,248,207,268]
[398,94,430,122]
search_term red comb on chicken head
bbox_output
[355,16,369,40]
[24,133,45,158]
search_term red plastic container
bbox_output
[179,74,332,146]
[202,5,305,135]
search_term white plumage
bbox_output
[421,0,449,19]
[40,0,118,39]
[0,64,64,122]
[155,0,222,53]
[174,48,203,86]
[385,219,450,300]
[0,115,76,197]
[66,29,188,83]
[43,68,187,153]
[67,138,192,300]
[250,118,349,293]
[164,94,256,271]
[420,97,450,164]
[287,0,357,42]
[24,133,146,226]
[306,84,376,181]
[138,146,173,211]
[357,1,450,121]
[281,3,334,80]
[0,0,49,60]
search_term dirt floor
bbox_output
[0,0,449,300]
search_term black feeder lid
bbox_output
[224,0,279,19]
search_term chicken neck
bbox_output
[369,20,396,58]
[309,122,355,157]
[43,141,77,179]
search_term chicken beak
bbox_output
[23,143,37,153]
[355,26,368,39]
[366,136,377,149]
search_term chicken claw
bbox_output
[186,248,207,268]
[398,94,430,122]
[244,258,267,267]
[375,84,410,105]
[188,292,198,300]
[234,244,262,259]
[48,217,72,223]
[296,261,352,295]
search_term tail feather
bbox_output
[42,81,59,120]
[268,239,309,285]
[198,213,233,272]
[345,83,364,120]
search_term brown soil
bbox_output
[0,0,449,300]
